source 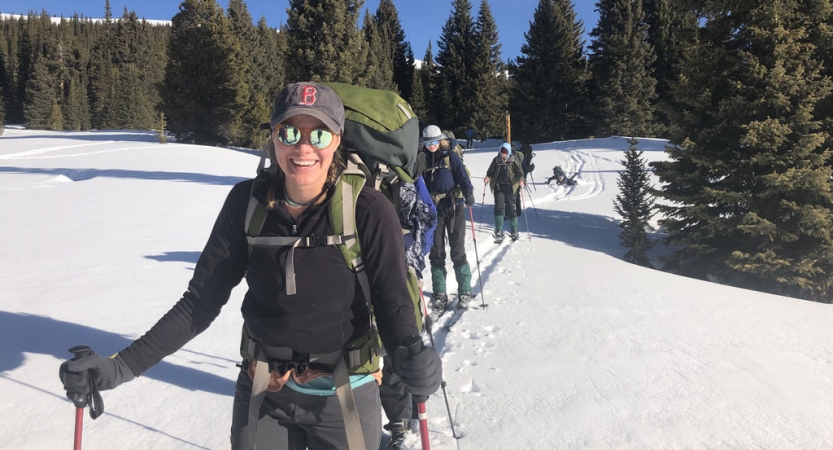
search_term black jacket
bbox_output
[119,178,418,376]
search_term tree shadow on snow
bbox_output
[145,251,202,267]
[0,311,235,396]
[467,201,626,260]
[0,166,246,186]
[522,208,624,258]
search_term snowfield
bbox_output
[1,128,831,449]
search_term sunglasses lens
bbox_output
[278,125,302,146]
[277,125,334,149]
[426,140,439,147]
[310,129,334,149]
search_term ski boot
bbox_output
[509,217,520,241]
[431,292,449,312]
[494,214,504,243]
[384,420,411,450]
[457,292,472,310]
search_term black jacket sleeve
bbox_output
[119,181,251,376]
[354,188,420,355]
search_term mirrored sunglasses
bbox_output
[424,140,440,147]
[276,124,335,149]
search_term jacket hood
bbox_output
[499,142,512,159]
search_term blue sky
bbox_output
[1,0,599,62]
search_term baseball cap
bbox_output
[270,82,345,133]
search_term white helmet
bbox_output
[422,125,446,143]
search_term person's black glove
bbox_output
[465,193,476,206]
[59,347,135,405]
[395,335,442,402]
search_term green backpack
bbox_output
[244,84,429,375]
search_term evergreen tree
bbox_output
[409,67,427,120]
[0,17,17,124]
[419,41,438,125]
[588,0,659,137]
[62,71,91,130]
[227,0,266,147]
[653,1,833,302]
[285,0,367,84]
[360,11,396,90]
[643,0,698,135]
[510,0,588,142]
[111,10,157,129]
[435,0,477,131]
[257,17,286,106]
[89,0,117,128]
[0,81,5,132]
[468,0,508,137]
[23,55,58,129]
[374,0,412,98]
[613,138,656,267]
[162,0,248,146]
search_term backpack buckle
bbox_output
[304,233,328,247]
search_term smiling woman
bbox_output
[57,81,443,450]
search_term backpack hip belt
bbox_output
[240,326,373,373]
[241,322,380,450]
[430,192,448,204]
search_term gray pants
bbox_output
[230,364,382,450]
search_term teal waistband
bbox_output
[285,374,376,396]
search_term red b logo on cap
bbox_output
[299,86,317,105]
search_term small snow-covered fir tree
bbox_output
[614,138,656,267]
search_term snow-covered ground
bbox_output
[1,127,831,449]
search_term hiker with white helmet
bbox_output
[419,125,476,311]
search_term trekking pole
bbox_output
[416,401,432,449]
[520,188,531,241]
[467,206,487,308]
[524,185,540,219]
[478,181,487,225]
[419,289,457,444]
[66,346,100,450]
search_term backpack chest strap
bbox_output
[246,234,349,295]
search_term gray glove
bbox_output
[395,335,442,402]
[59,348,135,394]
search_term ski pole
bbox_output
[468,206,487,308]
[529,171,537,191]
[478,181,487,225]
[417,401,431,450]
[520,187,531,241]
[419,289,457,444]
[67,346,95,450]
[440,381,459,439]
[524,185,540,219]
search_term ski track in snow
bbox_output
[425,147,613,449]
[0,141,118,159]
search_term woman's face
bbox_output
[425,140,440,153]
[272,114,341,191]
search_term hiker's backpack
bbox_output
[245,83,436,374]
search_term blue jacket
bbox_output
[420,140,474,212]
